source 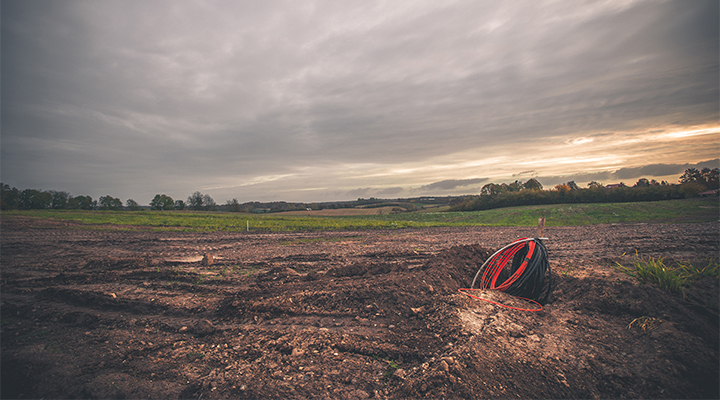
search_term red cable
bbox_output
[481,239,534,291]
[458,288,543,312]
[496,241,535,291]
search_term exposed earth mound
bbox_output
[1,217,718,399]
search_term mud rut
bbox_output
[1,217,718,399]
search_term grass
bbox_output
[615,252,720,295]
[615,253,688,293]
[351,198,719,226]
[3,198,717,232]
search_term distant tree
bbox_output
[225,198,241,212]
[679,182,707,197]
[126,199,142,211]
[67,195,94,210]
[678,167,719,188]
[523,178,543,191]
[505,180,522,192]
[150,194,175,210]
[49,190,70,209]
[481,183,503,196]
[203,194,217,211]
[554,184,571,194]
[702,167,719,188]
[634,178,650,188]
[174,199,186,210]
[1,184,20,209]
[679,168,703,185]
[187,191,204,210]
[566,181,579,191]
[19,189,52,209]
[587,181,604,189]
[99,195,123,211]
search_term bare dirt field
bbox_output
[1,216,718,399]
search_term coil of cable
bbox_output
[462,238,552,310]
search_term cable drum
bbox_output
[460,238,552,311]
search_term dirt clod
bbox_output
[203,254,214,265]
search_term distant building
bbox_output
[699,188,719,197]
[605,184,622,189]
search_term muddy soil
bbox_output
[1,216,718,399]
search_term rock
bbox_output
[179,326,189,333]
[195,319,215,335]
[411,306,426,315]
[439,360,449,373]
[202,254,214,265]
[291,348,305,357]
[304,270,320,281]
[394,368,406,379]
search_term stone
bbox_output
[195,319,215,335]
[202,254,214,265]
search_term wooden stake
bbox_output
[537,217,546,238]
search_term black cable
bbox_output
[471,238,552,304]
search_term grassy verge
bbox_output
[2,198,717,232]
[344,198,719,226]
[615,252,720,312]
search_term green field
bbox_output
[3,198,717,232]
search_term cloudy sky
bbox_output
[2,0,718,204]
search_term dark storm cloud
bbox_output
[613,159,720,180]
[1,0,717,202]
[537,159,720,187]
[346,188,372,198]
[420,178,489,191]
[376,187,404,196]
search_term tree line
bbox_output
[451,168,719,212]
[2,168,717,212]
[0,183,352,213]
[0,185,221,212]
[0,185,342,213]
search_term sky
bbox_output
[2,0,718,205]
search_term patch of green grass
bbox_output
[239,265,259,276]
[615,252,720,295]
[678,259,720,279]
[350,198,719,226]
[615,253,688,293]
[3,198,716,232]
[374,355,401,379]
